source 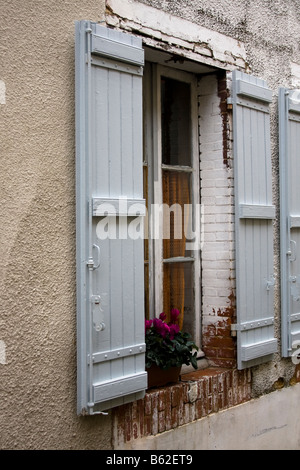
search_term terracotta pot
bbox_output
[146,364,181,389]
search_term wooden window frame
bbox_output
[144,63,201,347]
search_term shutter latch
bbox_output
[91,295,105,332]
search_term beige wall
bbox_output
[0,0,112,450]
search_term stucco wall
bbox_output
[0,0,112,450]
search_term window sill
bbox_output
[113,364,252,446]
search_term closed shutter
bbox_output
[231,71,277,370]
[75,21,147,414]
[279,88,300,357]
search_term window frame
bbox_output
[144,63,201,347]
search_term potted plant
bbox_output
[145,309,198,388]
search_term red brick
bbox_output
[144,393,152,415]
[158,389,165,411]
[158,410,165,433]
[171,406,179,428]
[189,403,196,422]
[195,398,202,420]
[144,415,152,436]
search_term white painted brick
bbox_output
[200,141,223,153]
[204,223,233,233]
[202,287,219,297]
[201,186,233,197]
[199,122,222,135]
[216,177,233,188]
[217,288,234,297]
[202,260,235,270]
[215,195,232,206]
[201,251,217,261]
[201,132,223,144]
[215,250,235,260]
[199,150,224,162]
[204,232,216,242]
[204,278,233,288]
[215,231,231,241]
[200,160,221,170]
[201,169,229,180]
[203,214,234,224]
[203,205,234,215]
[202,241,232,252]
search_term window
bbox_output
[143,64,201,346]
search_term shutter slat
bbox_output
[75,21,146,414]
[232,71,277,369]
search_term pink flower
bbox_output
[170,308,180,324]
[169,323,180,340]
[153,318,170,338]
[145,319,153,332]
[159,312,167,321]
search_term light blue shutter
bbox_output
[75,21,147,414]
[279,88,300,357]
[231,71,277,369]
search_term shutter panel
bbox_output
[75,21,147,414]
[231,71,277,369]
[279,88,300,357]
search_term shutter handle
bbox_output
[92,244,101,269]
[87,244,101,270]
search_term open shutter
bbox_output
[231,70,277,369]
[75,21,147,414]
[279,88,300,357]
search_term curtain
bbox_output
[162,170,190,329]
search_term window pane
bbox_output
[162,170,191,259]
[163,262,194,338]
[161,77,191,166]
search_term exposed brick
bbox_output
[171,384,180,407]
[124,404,132,442]
[158,389,166,411]
[144,393,152,415]
[144,415,152,436]
[189,402,196,422]
[112,367,253,447]
[158,410,166,433]
[151,393,159,435]
[171,406,179,428]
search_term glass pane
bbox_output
[163,262,194,338]
[162,170,191,259]
[161,77,191,166]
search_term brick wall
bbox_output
[198,72,237,367]
[112,367,251,447]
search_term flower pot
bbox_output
[146,364,181,389]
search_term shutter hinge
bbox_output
[231,317,274,335]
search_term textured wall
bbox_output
[0,0,112,450]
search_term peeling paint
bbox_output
[106,0,247,70]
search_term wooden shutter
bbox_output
[231,71,277,369]
[75,21,147,414]
[279,88,300,357]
